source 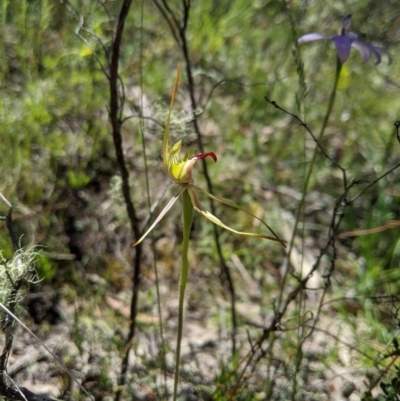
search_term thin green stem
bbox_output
[173,189,193,401]
[279,57,342,307]
[138,1,167,397]
[281,56,343,396]
[306,57,342,172]
[289,58,342,401]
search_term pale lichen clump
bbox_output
[0,248,39,310]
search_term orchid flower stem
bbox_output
[280,57,342,304]
[173,189,193,401]
[302,57,342,195]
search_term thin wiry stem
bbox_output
[264,60,342,396]
[58,3,144,395]
[152,0,180,45]
[108,1,143,400]
[138,0,167,394]
[271,56,343,319]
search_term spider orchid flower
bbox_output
[298,14,391,65]
[134,66,285,247]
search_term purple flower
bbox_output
[298,15,391,65]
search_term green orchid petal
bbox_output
[169,140,182,161]
[168,140,192,183]
[134,186,187,246]
[188,187,286,245]
[170,160,191,183]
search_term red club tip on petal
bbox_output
[191,152,217,162]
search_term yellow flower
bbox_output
[135,66,285,247]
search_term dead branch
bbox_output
[107,1,144,400]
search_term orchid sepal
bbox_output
[134,186,187,246]
[188,186,286,246]
[162,66,181,172]
[298,33,330,44]
[197,186,286,246]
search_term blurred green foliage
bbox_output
[1,0,400,398]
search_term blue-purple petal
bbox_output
[331,35,353,63]
[374,46,392,65]
[342,14,352,33]
[298,33,329,44]
[350,40,373,63]
[352,39,391,65]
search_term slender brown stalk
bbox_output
[108,2,143,400]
